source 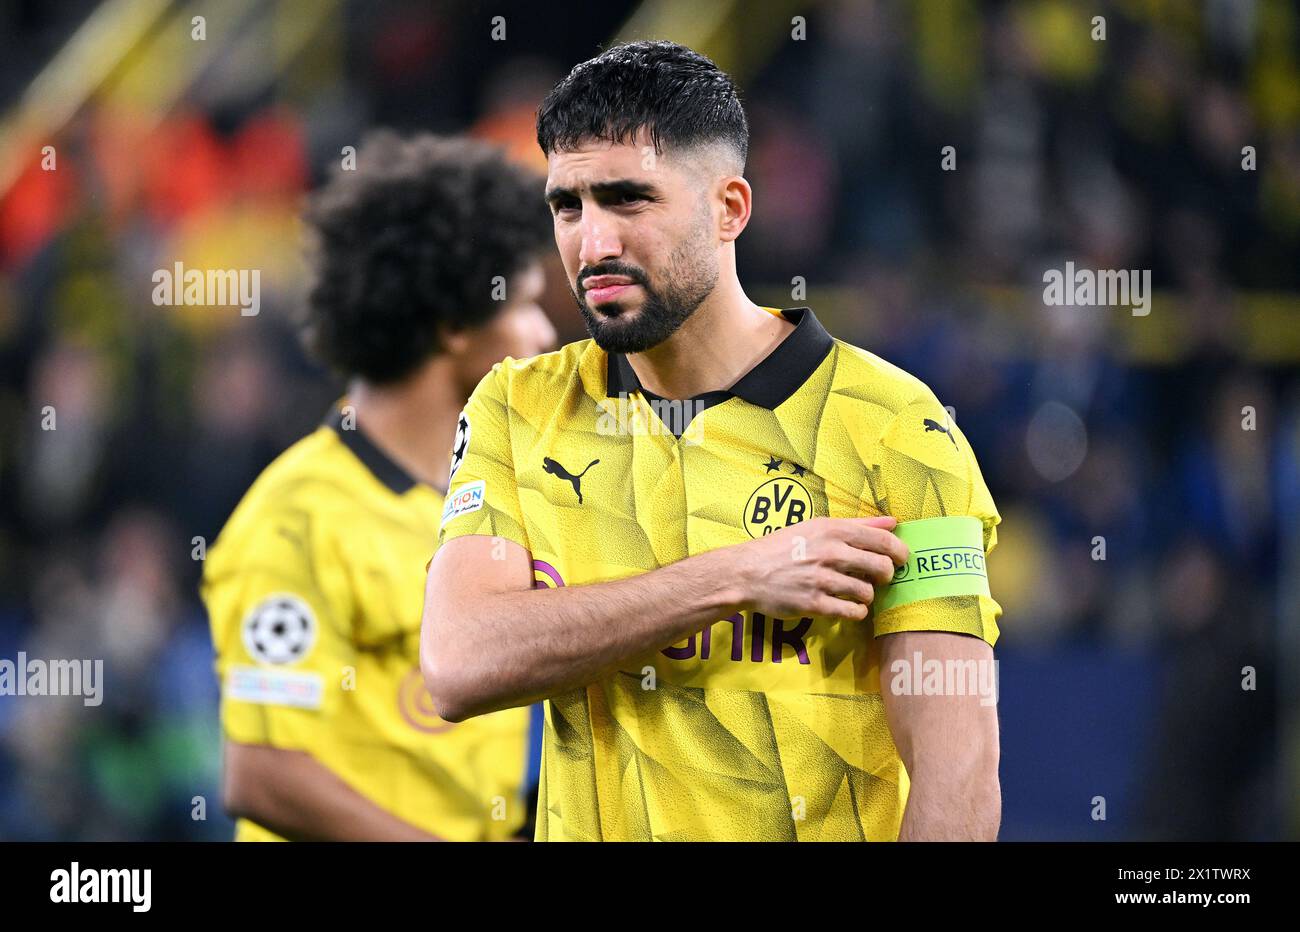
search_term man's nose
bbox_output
[579,215,622,267]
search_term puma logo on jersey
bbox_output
[923,417,958,449]
[543,456,600,504]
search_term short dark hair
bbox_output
[536,40,748,169]
[301,131,551,384]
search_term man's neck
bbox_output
[626,279,795,400]
[347,360,463,491]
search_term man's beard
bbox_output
[572,227,718,354]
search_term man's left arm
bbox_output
[869,389,1004,840]
[879,630,1000,841]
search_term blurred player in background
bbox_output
[424,42,1001,841]
[202,131,556,840]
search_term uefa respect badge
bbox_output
[875,516,990,612]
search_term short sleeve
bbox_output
[202,503,355,751]
[438,362,528,552]
[870,390,1003,646]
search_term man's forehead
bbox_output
[546,137,667,187]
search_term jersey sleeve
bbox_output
[437,362,529,552]
[202,498,355,752]
[870,389,1003,646]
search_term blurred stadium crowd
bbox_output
[0,0,1294,840]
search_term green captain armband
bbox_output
[875,516,990,613]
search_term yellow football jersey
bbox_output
[437,307,1002,841]
[203,407,531,841]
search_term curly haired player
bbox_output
[204,131,555,840]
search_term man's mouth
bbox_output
[586,283,638,304]
[583,275,640,305]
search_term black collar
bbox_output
[324,405,443,496]
[605,307,834,409]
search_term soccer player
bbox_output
[203,132,556,841]
[423,42,1003,841]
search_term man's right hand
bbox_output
[423,517,908,721]
[724,516,909,622]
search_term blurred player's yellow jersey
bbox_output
[203,407,530,841]
[437,307,1002,842]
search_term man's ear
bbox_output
[717,175,752,243]
[440,325,471,356]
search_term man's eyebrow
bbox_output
[544,179,662,205]
[544,184,576,206]
[592,179,661,199]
